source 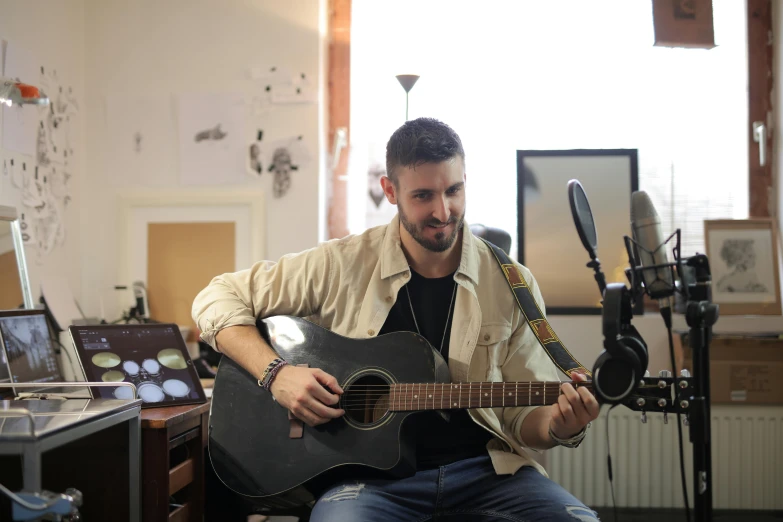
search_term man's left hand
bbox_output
[549,372,600,439]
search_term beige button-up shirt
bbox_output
[192,215,561,476]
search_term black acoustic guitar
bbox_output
[208,316,690,508]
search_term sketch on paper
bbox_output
[715,239,767,293]
[367,163,386,208]
[256,136,311,198]
[194,124,227,143]
[247,142,263,176]
[2,62,79,260]
[249,66,316,108]
[107,95,173,186]
[178,92,246,186]
[706,221,780,314]
[268,146,298,198]
[362,143,398,229]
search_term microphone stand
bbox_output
[684,254,718,522]
[624,232,717,522]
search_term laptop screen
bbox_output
[69,323,206,408]
[0,311,62,385]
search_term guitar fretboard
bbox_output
[388,381,592,412]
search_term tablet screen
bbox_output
[69,323,206,408]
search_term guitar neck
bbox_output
[388,381,592,412]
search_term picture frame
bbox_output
[517,149,641,315]
[704,218,781,315]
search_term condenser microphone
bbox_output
[630,191,674,309]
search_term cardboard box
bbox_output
[652,0,715,49]
[677,334,783,405]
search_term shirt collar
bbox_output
[380,214,480,285]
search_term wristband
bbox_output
[548,423,589,448]
[258,358,287,390]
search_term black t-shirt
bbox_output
[379,269,493,470]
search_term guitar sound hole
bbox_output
[343,375,390,425]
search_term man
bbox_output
[193,118,600,521]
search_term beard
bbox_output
[398,205,465,253]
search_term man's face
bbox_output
[383,158,466,253]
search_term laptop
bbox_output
[69,323,207,408]
[0,309,89,398]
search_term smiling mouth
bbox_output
[428,222,451,229]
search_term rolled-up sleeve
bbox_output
[192,246,333,349]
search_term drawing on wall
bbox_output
[249,66,316,108]
[255,135,311,198]
[194,124,227,142]
[367,163,386,208]
[268,146,298,198]
[705,218,782,315]
[248,142,262,176]
[107,95,174,186]
[178,92,246,186]
[1,61,79,261]
[361,142,398,229]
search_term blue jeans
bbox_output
[310,455,599,521]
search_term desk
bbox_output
[141,401,210,522]
[0,398,142,521]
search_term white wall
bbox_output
[0,0,85,309]
[82,0,325,319]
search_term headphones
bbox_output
[592,283,648,404]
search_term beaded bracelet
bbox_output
[260,359,289,391]
[257,358,283,388]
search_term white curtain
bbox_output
[349,0,748,258]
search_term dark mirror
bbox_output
[567,180,598,259]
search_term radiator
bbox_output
[546,405,783,510]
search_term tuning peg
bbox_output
[658,370,673,378]
[644,370,651,378]
[680,369,691,378]
[663,412,669,424]
[640,412,647,424]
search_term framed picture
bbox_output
[704,219,781,315]
[517,149,640,315]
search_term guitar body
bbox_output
[208,316,451,505]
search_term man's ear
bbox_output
[380,176,398,205]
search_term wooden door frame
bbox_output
[327,0,351,240]
[748,0,773,218]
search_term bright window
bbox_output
[349,0,748,259]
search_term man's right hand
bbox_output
[269,365,345,427]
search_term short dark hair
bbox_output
[385,117,465,183]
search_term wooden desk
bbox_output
[141,402,210,522]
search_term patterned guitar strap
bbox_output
[480,238,592,379]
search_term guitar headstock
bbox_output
[621,370,693,417]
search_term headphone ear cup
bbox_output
[618,335,645,381]
[592,336,644,404]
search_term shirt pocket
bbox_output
[476,323,512,381]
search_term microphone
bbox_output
[630,191,677,328]
[630,191,674,304]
